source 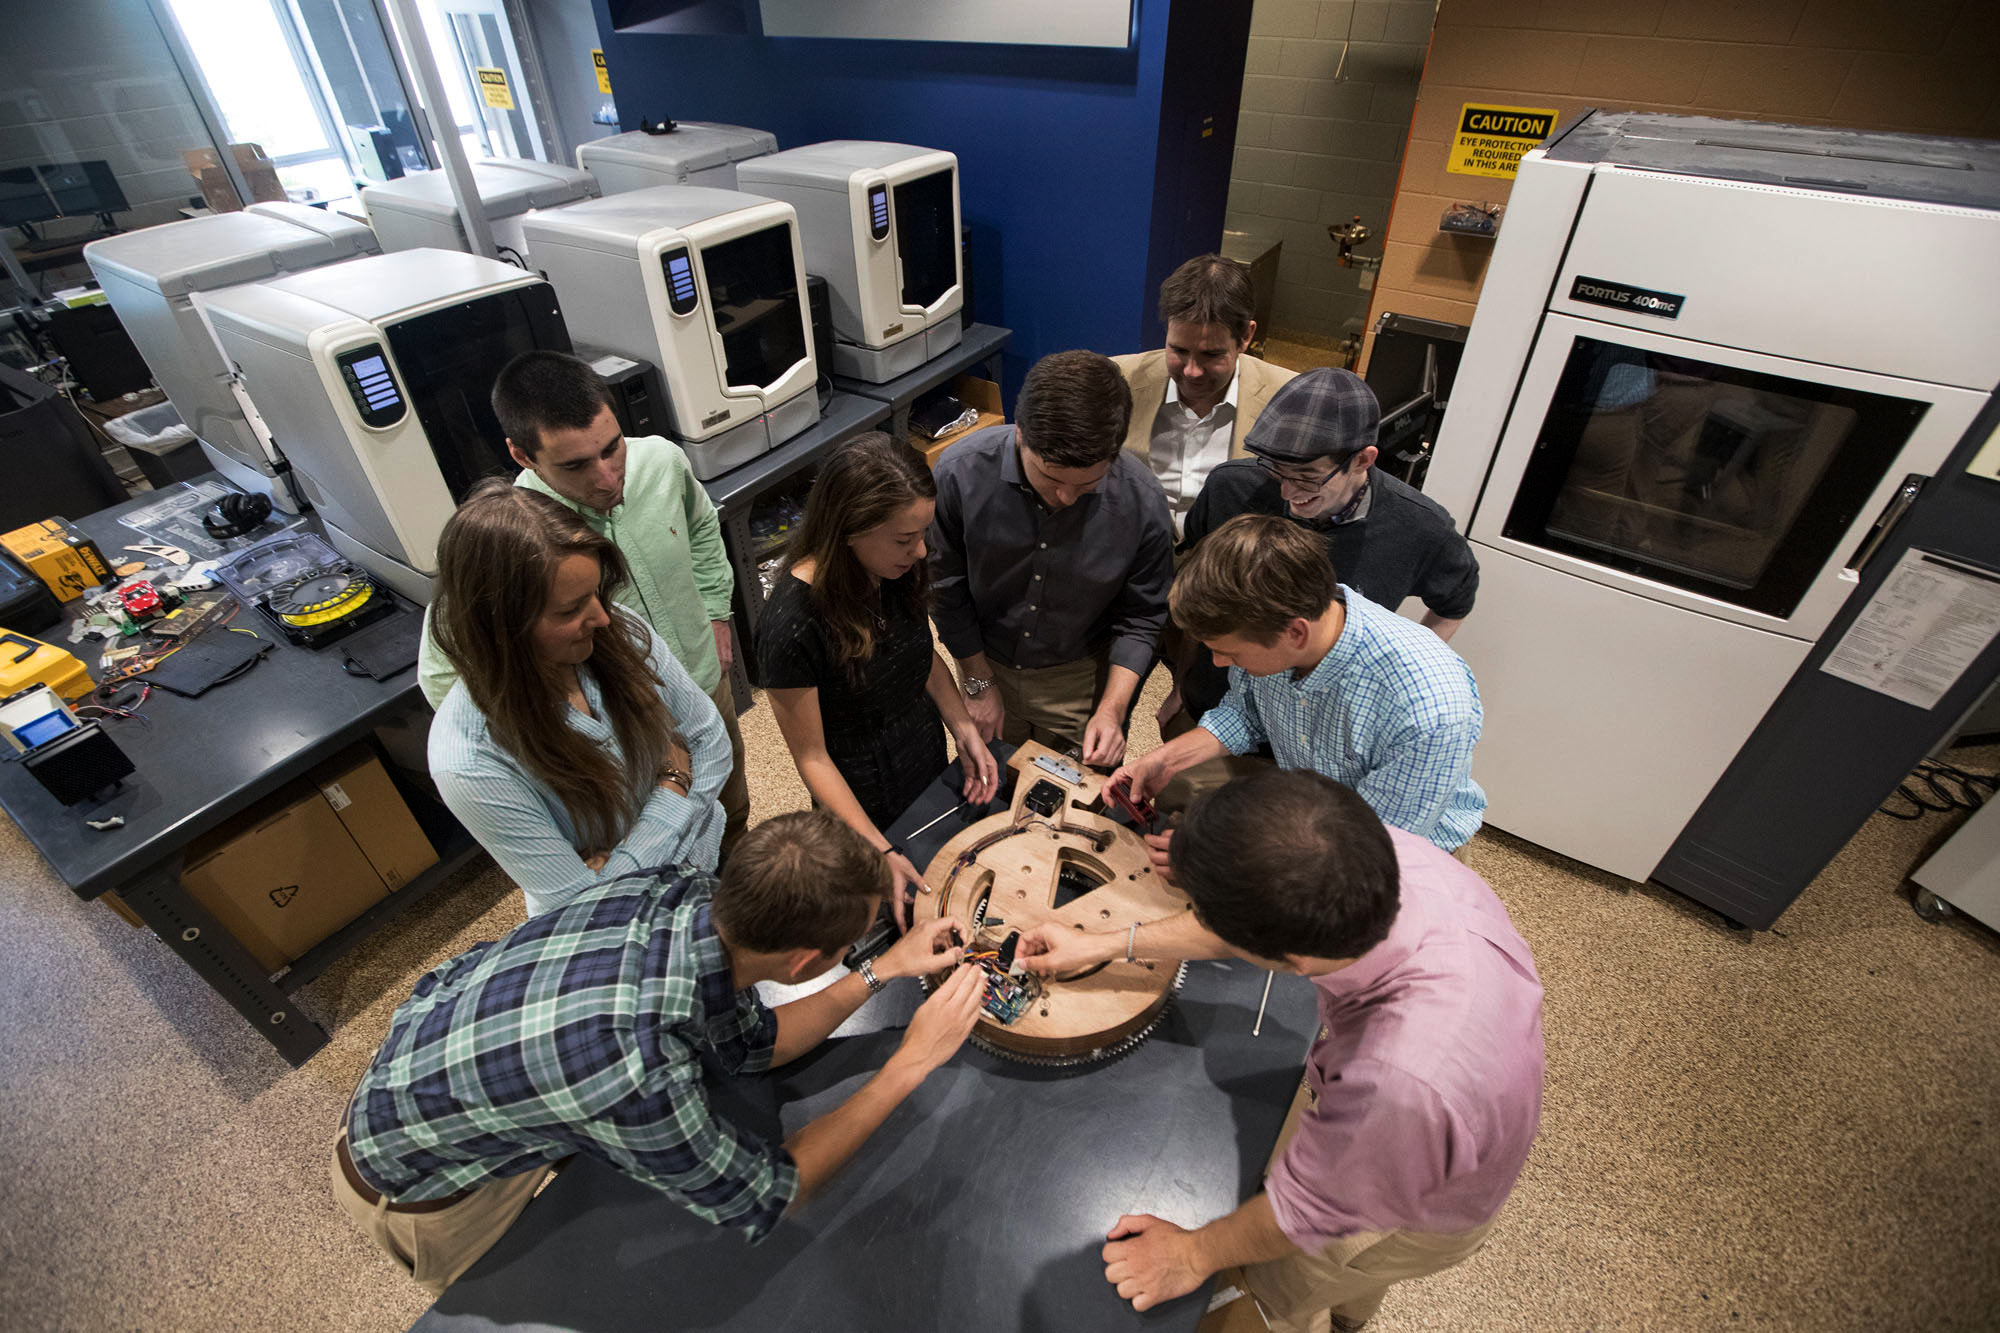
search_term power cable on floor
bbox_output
[1877,759,1997,821]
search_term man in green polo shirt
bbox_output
[417,351,749,855]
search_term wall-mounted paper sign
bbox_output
[476,67,516,110]
[1448,103,1559,179]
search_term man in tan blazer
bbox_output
[1114,254,1297,535]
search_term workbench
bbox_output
[412,750,1317,1332]
[0,480,481,1066]
[0,326,1016,1065]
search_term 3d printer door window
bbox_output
[699,226,808,392]
[382,284,570,500]
[891,169,956,311]
[1500,335,1928,619]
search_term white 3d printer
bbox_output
[198,249,575,601]
[521,186,819,479]
[576,122,779,193]
[1423,111,2000,886]
[83,203,380,510]
[737,141,961,382]
[360,158,599,267]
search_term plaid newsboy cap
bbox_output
[1243,367,1381,463]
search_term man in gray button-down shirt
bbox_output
[928,350,1175,766]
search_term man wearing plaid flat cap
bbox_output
[1161,367,1479,736]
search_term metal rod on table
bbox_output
[906,801,968,841]
[1252,970,1275,1036]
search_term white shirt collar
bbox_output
[1164,363,1241,414]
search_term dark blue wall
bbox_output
[592,2,1190,396]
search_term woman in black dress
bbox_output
[757,433,999,922]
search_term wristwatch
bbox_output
[961,674,994,698]
[858,957,885,994]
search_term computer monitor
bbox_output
[0,168,45,230]
[0,160,129,231]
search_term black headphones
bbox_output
[202,491,274,539]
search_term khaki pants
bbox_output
[989,653,1110,754]
[1242,1077,1498,1331]
[328,1132,554,1298]
[708,679,749,861]
[1244,1220,1498,1331]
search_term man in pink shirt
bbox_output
[1019,768,1544,1330]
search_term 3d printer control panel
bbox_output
[335,344,406,430]
[661,247,700,316]
[867,183,890,241]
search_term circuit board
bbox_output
[963,927,1044,1025]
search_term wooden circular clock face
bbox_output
[919,743,1189,1063]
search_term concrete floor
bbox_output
[1,669,1996,1332]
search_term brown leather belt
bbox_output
[336,1134,476,1214]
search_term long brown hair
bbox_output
[784,432,936,670]
[432,479,676,852]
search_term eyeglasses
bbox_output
[1254,454,1351,488]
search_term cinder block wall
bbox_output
[1223,0,1438,342]
[1365,0,2000,366]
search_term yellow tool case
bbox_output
[0,631,95,702]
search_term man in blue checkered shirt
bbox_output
[1112,515,1485,855]
[331,811,984,1296]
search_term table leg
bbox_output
[721,506,764,669]
[117,861,330,1067]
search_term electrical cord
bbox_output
[1877,759,1997,821]
[79,681,153,729]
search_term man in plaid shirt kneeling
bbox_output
[331,810,983,1296]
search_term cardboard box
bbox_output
[1,519,112,603]
[179,748,437,973]
[310,748,437,891]
[181,144,287,214]
[921,375,1004,470]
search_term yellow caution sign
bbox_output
[593,49,612,95]
[476,67,516,110]
[1447,102,1558,179]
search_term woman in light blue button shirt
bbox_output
[427,480,730,915]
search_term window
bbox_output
[1500,336,1929,618]
[701,225,808,391]
[164,0,430,207]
